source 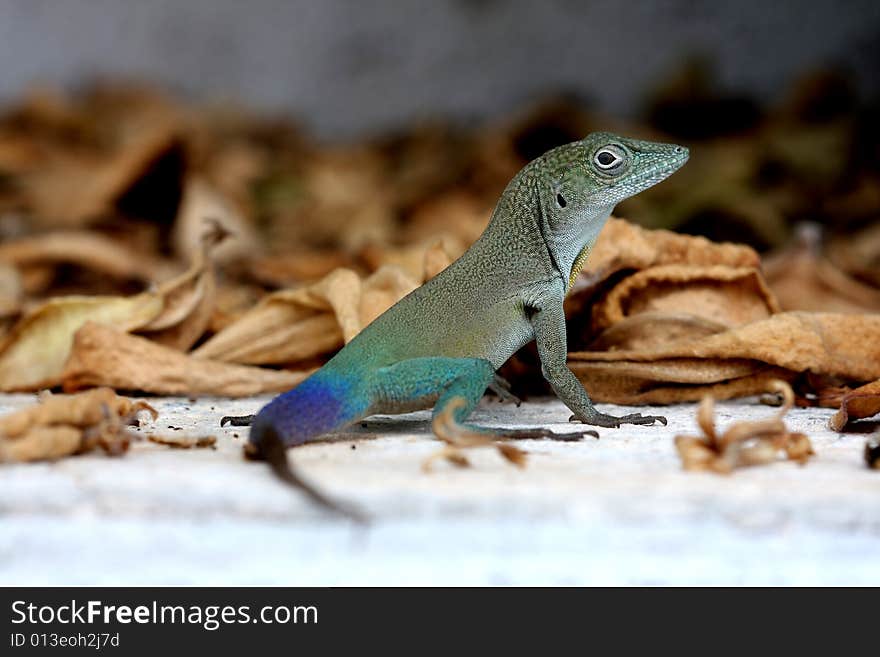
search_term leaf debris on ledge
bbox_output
[675,380,814,473]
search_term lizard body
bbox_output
[235,132,688,515]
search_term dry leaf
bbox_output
[62,322,309,396]
[829,379,880,431]
[0,230,164,285]
[0,293,163,391]
[250,251,355,287]
[570,313,880,404]
[194,264,419,365]
[422,396,528,471]
[0,221,227,391]
[136,218,229,350]
[0,387,156,463]
[171,178,259,265]
[588,265,779,340]
[675,380,814,473]
[148,434,217,449]
[0,387,156,438]
[764,224,880,313]
[573,217,761,295]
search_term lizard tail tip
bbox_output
[245,417,368,524]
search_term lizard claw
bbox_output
[220,414,255,427]
[569,412,667,428]
[489,375,522,407]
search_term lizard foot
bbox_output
[569,412,668,428]
[488,374,522,406]
[220,414,255,427]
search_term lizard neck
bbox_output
[549,205,613,293]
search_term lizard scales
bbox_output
[237,131,689,515]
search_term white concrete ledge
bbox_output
[1,394,878,585]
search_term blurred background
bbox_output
[1,1,877,138]
[1,0,879,349]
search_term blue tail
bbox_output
[249,368,363,450]
[246,369,367,522]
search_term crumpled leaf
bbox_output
[62,322,308,396]
[401,192,490,249]
[0,293,163,391]
[0,387,157,462]
[171,178,259,265]
[573,217,761,295]
[0,230,165,286]
[570,313,880,404]
[360,235,460,283]
[675,380,814,473]
[829,379,880,431]
[136,218,229,350]
[422,396,528,472]
[588,264,779,342]
[764,224,880,313]
[194,264,420,365]
[250,251,355,288]
[0,219,228,391]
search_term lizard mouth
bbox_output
[630,151,690,190]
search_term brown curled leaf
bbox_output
[0,230,165,284]
[148,434,217,449]
[61,322,309,397]
[136,217,230,351]
[194,264,419,366]
[764,224,880,314]
[829,379,880,432]
[0,293,164,391]
[0,219,231,391]
[0,387,155,438]
[497,443,528,468]
[423,396,528,471]
[674,379,814,473]
[573,217,762,295]
[421,446,472,472]
[587,312,730,352]
[570,313,880,405]
[0,388,155,463]
[588,265,779,338]
[0,425,84,462]
[171,179,260,266]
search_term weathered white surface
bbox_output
[1,393,878,585]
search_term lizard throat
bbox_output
[568,243,592,291]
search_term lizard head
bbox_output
[539,131,689,222]
[534,131,688,287]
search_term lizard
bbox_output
[222,131,689,517]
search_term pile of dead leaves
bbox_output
[0,74,878,448]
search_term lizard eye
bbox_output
[555,192,567,209]
[594,145,627,172]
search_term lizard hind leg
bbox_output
[372,356,594,443]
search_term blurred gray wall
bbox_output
[0,0,877,138]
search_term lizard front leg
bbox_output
[528,288,666,428]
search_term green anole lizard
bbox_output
[223,132,689,517]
